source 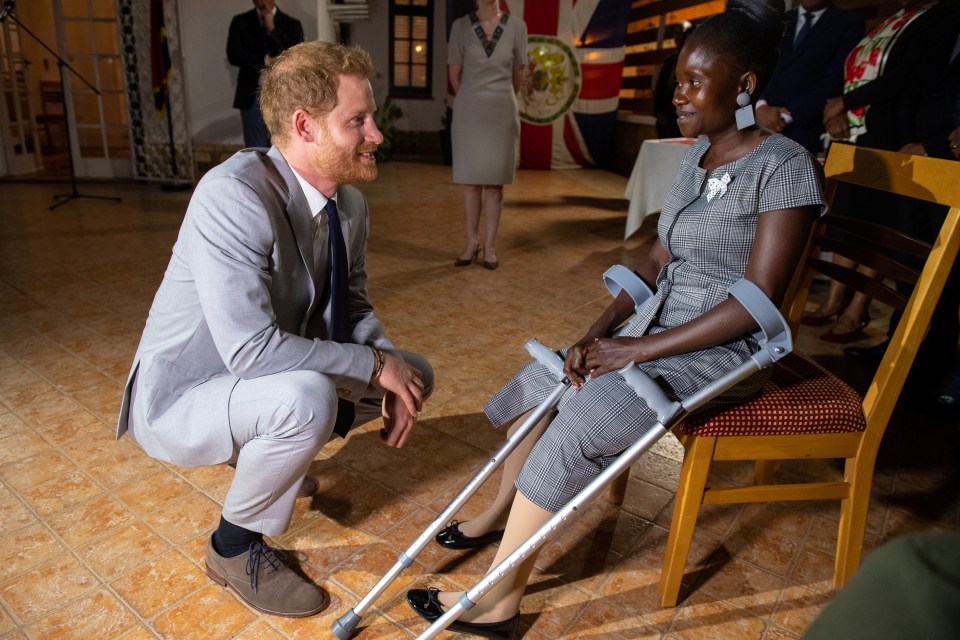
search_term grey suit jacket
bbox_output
[116,146,394,465]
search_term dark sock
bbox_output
[212,515,263,558]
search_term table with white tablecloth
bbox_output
[623,138,696,239]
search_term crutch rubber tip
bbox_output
[331,610,360,639]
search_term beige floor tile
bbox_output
[233,621,288,639]
[19,469,104,517]
[0,555,98,623]
[111,550,208,619]
[151,583,258,640]
[113,469,194,517]
[0,601,17,634]
[77,521,172,581]
[24,589,137,640]
[141,492,221,545]
[0,484,39,537]
[667,593,767,639]
[0,524,67,583]
[46,494,136,548]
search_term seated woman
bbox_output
[407,0,825,637]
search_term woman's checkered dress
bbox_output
[484,134,826,512]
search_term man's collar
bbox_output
[286,161,334,218]
[799,5,828,19]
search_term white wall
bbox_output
[178,0,447,144]
[177,0,319,143]
[349,1,448,132]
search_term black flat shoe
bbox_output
[435,520,505,550]
[407,588,520,640]
[844,340,889,364]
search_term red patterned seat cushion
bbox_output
[676,352,867,437]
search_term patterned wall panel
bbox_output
[118,0,192,182]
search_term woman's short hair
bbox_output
[259,41,375,145]
[685,0,786,96]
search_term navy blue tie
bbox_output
[794,12,811,48]
[325,199,355,437]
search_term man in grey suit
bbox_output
[117,41,433,617]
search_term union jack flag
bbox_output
[507,0,631,169]
[446,0,630,169]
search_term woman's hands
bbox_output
[564,336,596,388]
[564,336,645,386]
[584,337,644,378]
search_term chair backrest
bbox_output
[38,80,64,116]
[784,143,960,448]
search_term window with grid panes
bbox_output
[390,0,433,97]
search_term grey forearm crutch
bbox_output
[413,278,792,639]
[332,266,654,638]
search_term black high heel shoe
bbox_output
[435,520,505,550]
[407,588,520,640]
[455,244,480,267]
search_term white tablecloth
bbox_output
[623,138,696,239]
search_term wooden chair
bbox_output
[608,143,960,607]
[35,80,66,151]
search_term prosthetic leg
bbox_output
[333,268,790,639]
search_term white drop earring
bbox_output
[735,91,755,130]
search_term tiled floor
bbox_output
[0,163,956,640]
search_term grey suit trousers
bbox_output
[129,351,433,536]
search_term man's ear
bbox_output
[291,109,315,142]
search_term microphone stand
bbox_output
[0,1,121,210]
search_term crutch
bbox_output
[331,265,654,639]
[412,276,792,639]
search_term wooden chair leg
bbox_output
[608,469,631,504]
[755,459,775,485]
[834,456,874,587]
[658,436,717,607]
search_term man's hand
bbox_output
[259,7,275,32]
[824,115,849,141]
[756,105,790,133]
[823,97,845,123]
[380,391,416,448]
[898,142,927,157]
[375,354,423,447]
[949,126,960,160]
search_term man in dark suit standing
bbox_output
[756,0,862,154]
[227,0,304,147]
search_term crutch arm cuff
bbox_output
[603,265,654,311]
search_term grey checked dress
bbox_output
[484,134,827,512]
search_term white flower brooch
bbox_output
[705,172,732,201]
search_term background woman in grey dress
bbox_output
[409,0,824,636]
[449,0,527,270]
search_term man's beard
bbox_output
[312,127,378,186]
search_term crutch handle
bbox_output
[603,264,654,311]
[727,279,792,366]
[524,339,566,382]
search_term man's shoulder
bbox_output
[822,5,864,29]
[196,149,292,200]
[230,8,257,23]
[205,148,271,179]
[276,9,304,28]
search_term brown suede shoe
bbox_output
[297,475,318,498]
[205,536,328,617]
